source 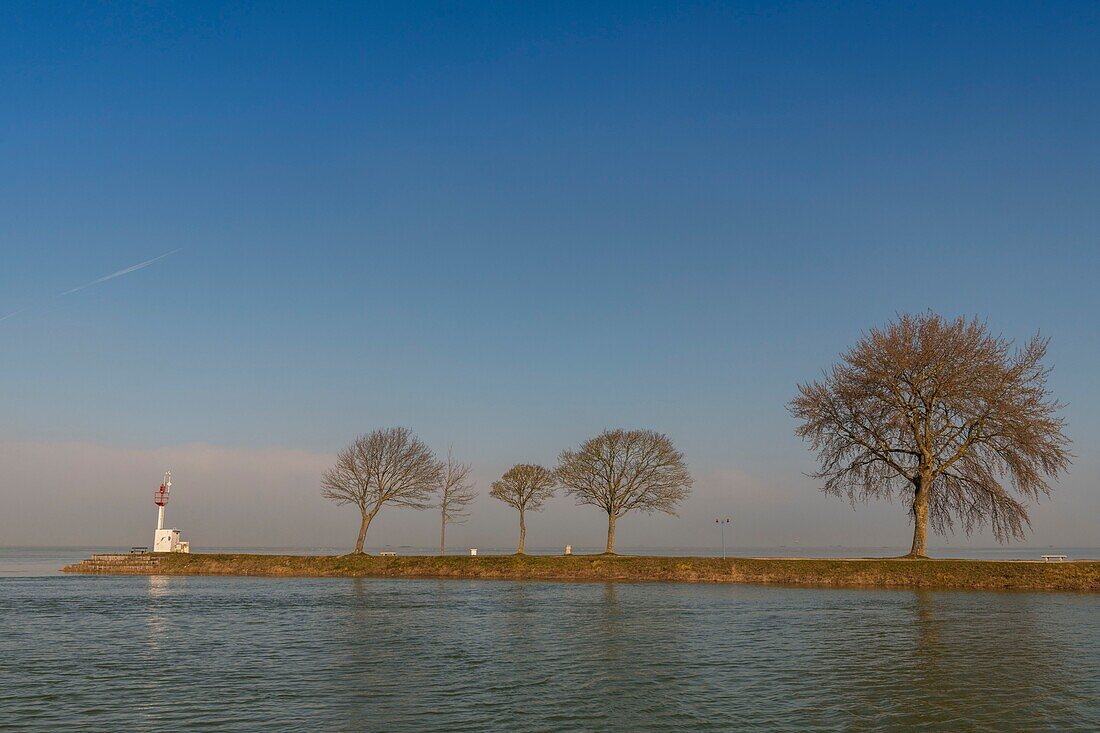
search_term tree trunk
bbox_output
[517,509,526,554]
[605,512,616,554]
[354,509,376,554]
[440,507,447,556]
[908,474,930,558]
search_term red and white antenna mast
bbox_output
[155,471,171,531]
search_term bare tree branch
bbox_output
[489,464,556,554]
[436,448,476,555]
[556,429,692,554]
[789,312,1071,557]
[321,427,443,554]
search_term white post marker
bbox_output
[470,548,478,556]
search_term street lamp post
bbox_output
[715,516,731,559]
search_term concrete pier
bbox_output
[63,553,162,574]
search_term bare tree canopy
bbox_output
[489,464,556,554]
[790,312,1071,557]
[556,429,693,554]
[436,449,476,555]
[321,427,443,554]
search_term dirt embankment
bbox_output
[62,553,1100,592]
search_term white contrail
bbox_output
[60,248,181,296]
[0,308,26,323]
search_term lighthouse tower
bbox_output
[153,471,190,553]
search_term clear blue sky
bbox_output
[2,2,1098,549]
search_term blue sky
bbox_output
[2,2,1098,549]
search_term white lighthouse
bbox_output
[153,471,190,553]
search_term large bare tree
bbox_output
[321,427,443,554]
[435,449,476,555]
[489,464,556,554]
[790,312,1071,557]
[556,429,693,554]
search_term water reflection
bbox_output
[147,574,170,598]
[349,581,1100,730]
[824,589,1090,731]
[914,588,938,651]
[324,581,1100,731]
[145,575,171,641]
[7,577,1093,731]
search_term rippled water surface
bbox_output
[2,568,1098,730]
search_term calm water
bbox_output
[1,553,1097,731]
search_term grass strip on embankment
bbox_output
[62,553,1100,592]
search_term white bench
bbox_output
[379,551,397,557]
[1041,554,1067,562]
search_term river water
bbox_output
[1,550,1097,731]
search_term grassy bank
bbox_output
[62,553,1100,592]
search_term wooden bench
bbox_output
[130,547,149,555]
[1041,554,1067,562]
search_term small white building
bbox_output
[154,527,190,553]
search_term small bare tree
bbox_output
[321,427,443,554]
[489,464,556,554]
[790,312,1071,557]
[556,429,693,554]
[436,449,476,555]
